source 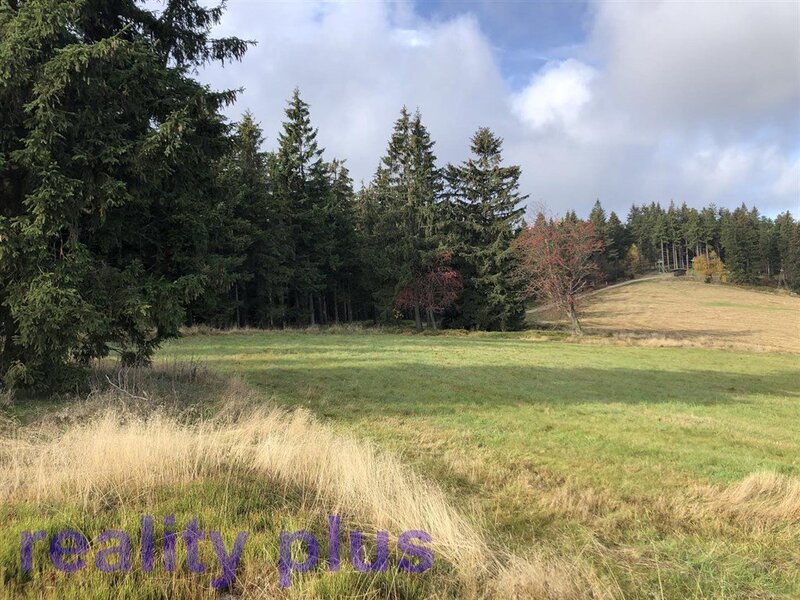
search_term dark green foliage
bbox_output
[444,127,527,330]
[0,0,248,390]
[269,89,338,325]
[360,107,442,329]
[579,200,628,283]
[783,220,800,292]
[208,111,290,328]
[720,204,763,283]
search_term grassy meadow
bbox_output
[1,279,799,599]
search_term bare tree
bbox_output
[514,214,603,334]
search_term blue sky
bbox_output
[198,0,800,218]
[415,0,591,88]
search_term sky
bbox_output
[196,0,800,219]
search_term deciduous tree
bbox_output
[514,214,602,334]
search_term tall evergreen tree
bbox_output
[214,112,291,327]
[721,204,763,283]
[322,159,360,324]
[270,89,330,324]
[589,200,607,238]
[445,127,527,330]
[785,221,800,292]
[0,0,248,389]
[604,211,629,280]
[774,211,795,286]
[366,107,441,330]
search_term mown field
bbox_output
[2,279,799,599]
[535,276,800,352]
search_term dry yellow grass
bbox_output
[0,375,614,599]
[709,471,800,525]
[535,277,800,352]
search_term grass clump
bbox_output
[0,367,611,599]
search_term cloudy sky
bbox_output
[198,0,800,218]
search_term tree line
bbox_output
[564,200,800,286]
[1,0,798,390]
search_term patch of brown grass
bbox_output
[534,278,800,352]
[708,471,800,525]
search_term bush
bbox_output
[692,251,728,283]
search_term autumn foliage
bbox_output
[395,252,463,329]
[692,251,728,283]
[514,214,603,334]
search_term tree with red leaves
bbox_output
[395,252,463,330]
[513,214,603,334]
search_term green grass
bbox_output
[0,478,451,599]
[159,331,800,599]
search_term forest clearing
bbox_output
[2,2,798,599]
[3,279,798,599]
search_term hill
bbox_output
[532,277,800,352]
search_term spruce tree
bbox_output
[0,0,248,389]
[445,127,527,330]
[322,159,360,324]
[589,200,607,238]
[213,112,291,327]
[775,211,796,286]
[270,89,330,325]
[786,221,800,292]
[605,211,629,280]
[367,108,442,330]
[721,204,763,283]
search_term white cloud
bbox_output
[205,1,508,185]
[199,0,800,217]
[590,1,800,133]
[511,59,596,133]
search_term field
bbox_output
[2,279,799,599]
[534,276,800,352]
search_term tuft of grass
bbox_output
[0,369,610,599]
[710,471,800,525]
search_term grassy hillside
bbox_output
[533,277,800,352]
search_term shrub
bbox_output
[692,251,727,283]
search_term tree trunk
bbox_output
[413,301,422,332]
[346,284,353,323]
[268,289,274,328]
[333,287,339,324]
[567,301,582,335]
[320,294,328,325]
[234,284,241,328]
[308,294,315,326]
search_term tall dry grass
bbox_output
[0,371,613,599]
[707,471,800,525]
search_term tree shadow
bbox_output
[241,360,800,419]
